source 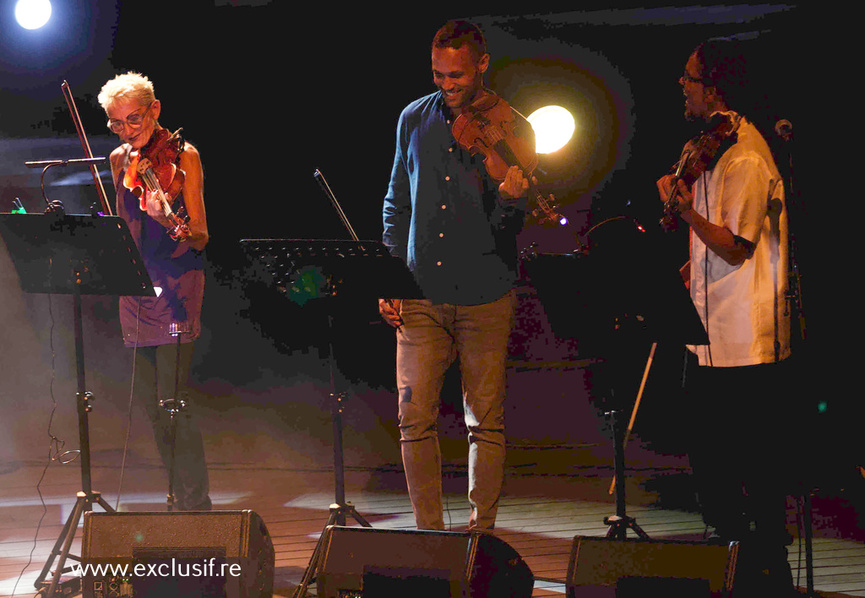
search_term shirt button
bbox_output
[441,204,447,210]
[445,176,451,182]
[439,232,444,238]
[436,261,442,266]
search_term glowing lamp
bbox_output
[15,0,52,30]
[527,105,575,154]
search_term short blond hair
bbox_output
[98,71,155,111]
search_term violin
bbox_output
[660,111,740,231]
[123,127,190,241]
[451,90,566,226]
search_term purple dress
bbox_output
[116,155,204,347]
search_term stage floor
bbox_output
[0,290,861,596]
[2,442,863,597]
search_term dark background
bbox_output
[0,2,851,481]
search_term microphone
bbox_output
[774,119,793,142]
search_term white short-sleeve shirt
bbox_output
[688,114,790,367]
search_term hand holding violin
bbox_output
[168,145,206,250]
[142,187,192,241]
[656,174,694,218]
[498,165,534,204]
[451,90,565,226]
[111,129,208,251]
[658,112,740,232]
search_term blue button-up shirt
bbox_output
[382,91,523,305]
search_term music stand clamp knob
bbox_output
[77,391,95,413]
[159,398,188,417]
[169,322,190,337]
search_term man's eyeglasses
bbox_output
[107,102,154,134]
[681,72,709,85]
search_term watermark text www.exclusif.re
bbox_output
[73,557,242,579]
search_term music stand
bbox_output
[240,238,421,598]
[0,213,154,596]
[522,217,707,540]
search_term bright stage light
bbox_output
[527,105,575,154]
[15,0,52,30]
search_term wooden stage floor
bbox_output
[1,338,862,597]
[2,449,864,597]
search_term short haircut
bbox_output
[98,72,156,111]
[432,20,487,60]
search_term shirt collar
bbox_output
[433,90,455,121]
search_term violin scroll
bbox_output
[529,192,567,227]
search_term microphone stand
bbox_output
[775,119,817,598]
[773,120,806,346]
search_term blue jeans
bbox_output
[396,290,515,530]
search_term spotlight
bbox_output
[527,105,576,154]
[15,0,52,30]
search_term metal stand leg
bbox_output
[803,490,816,597]
[159,396,188,511]
[604,410,649,540]
[35,291,115,596]
[293,317,372,598]
[159,322,189,511]
[35,490,115,596]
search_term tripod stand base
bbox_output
[35,575,81,598]
[605,514,650,540]
[293,502,372,598]
[35,490,114,597]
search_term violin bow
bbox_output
[61,80,113,216]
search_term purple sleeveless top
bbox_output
[116,156,204,347]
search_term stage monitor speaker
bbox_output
[567,536,738,598]
[81,510,274,598]
[316,525,534,597]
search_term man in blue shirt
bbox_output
[379,20,530,531]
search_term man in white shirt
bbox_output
[657,38,795,597]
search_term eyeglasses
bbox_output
[681,72,709,85]
[107,102,154,134]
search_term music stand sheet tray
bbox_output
[524,218,707,347]
[240,239,423,302]
[0,213,154,297]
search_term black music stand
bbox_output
[240,238,422,598]
[0,213,153,596]
[522,217,707,540]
